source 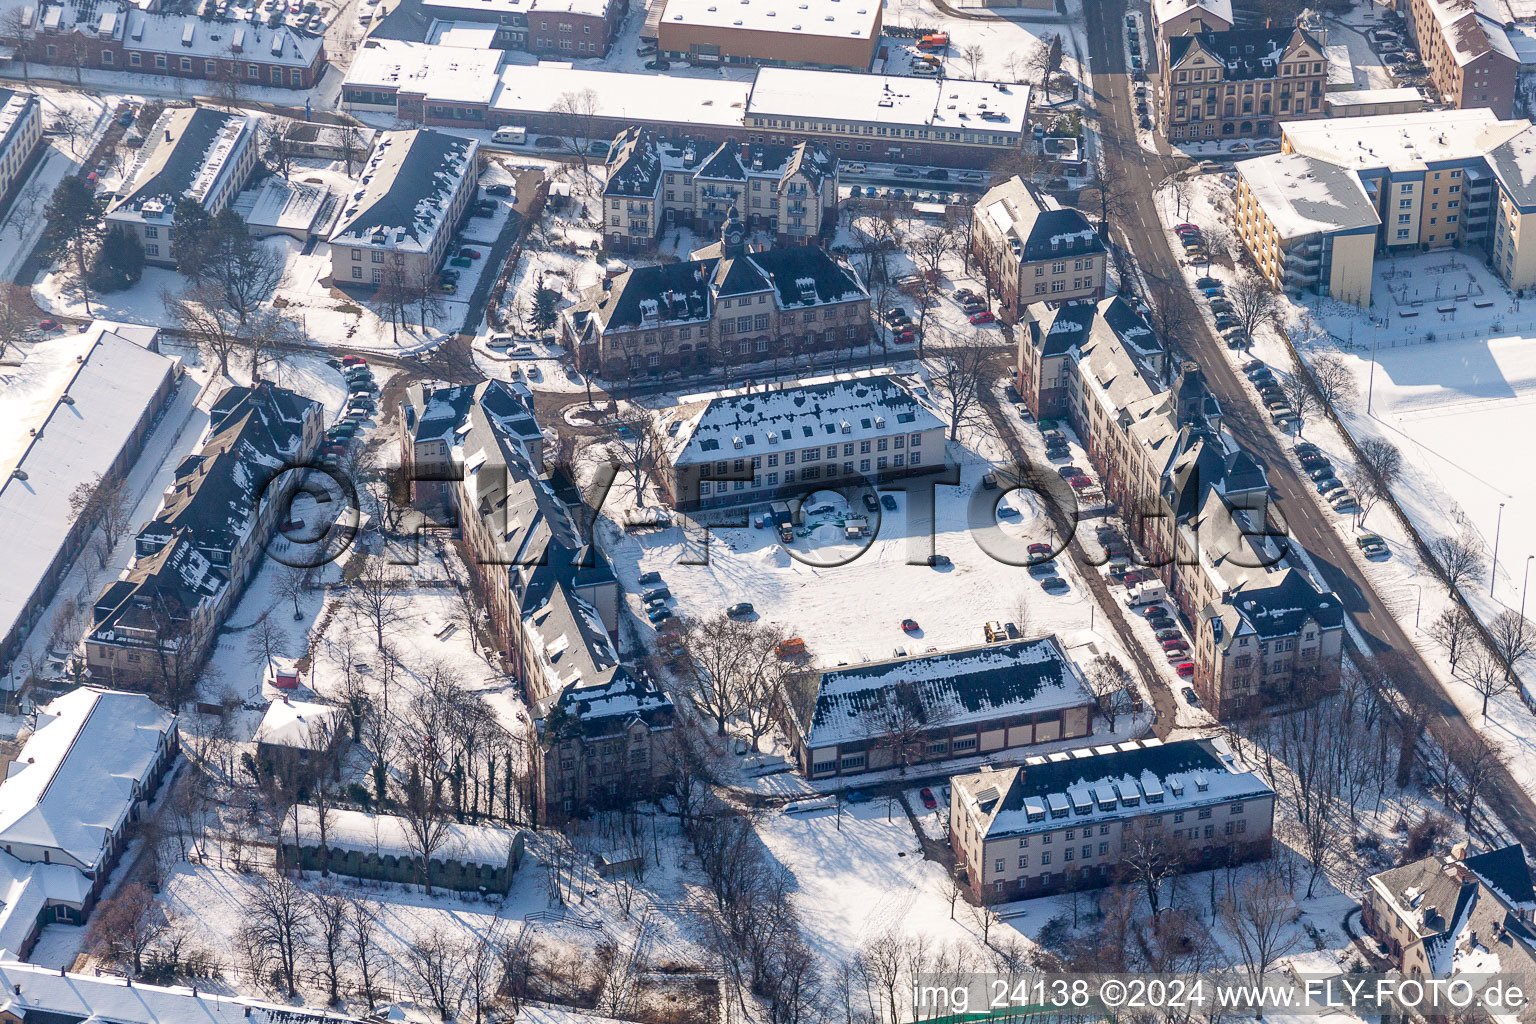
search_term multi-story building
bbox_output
[1162,26,1327,142]
[395,380,673,821]
[328,129,478,288]
[563,210,870,379]
[87,383,322,689]
[1233,152,1380,305]
[340,40,505,127]
[106,106,259,267]
[655,0,881,71]
[743,68,1031,167]
[971,175,1106,320]
[371,0,622,56]
[1,323,179,685]
[1363,844,1536,982]
[653,370,946,510]
[1151,0,1232,62]
[1235,110,1536,304]
[0,687,178,937]
[950,737,1275,903]
[1016,299,1345,716]
[780,636,1099,779]
[603,128,838,251]
[8,3,325,88]
[0,88,42,209]
[1403,0,1518,118]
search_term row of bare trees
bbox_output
[673,613,815,751]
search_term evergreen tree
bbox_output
[527,286,560,332]
[170,199,215,281]
[43,176,100,315]
[89,225,144,292]
[1047,34,1063,74]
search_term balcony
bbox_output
[1286,249,1321,269]
[1284,266,1319,285]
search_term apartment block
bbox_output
[971,175,1107,320]
[1151,0,1232,62]
[603,128,838,251]
[0,89,42,209]
[654,370,946,511]
[1163,27,1326,141]
[1403,0,1518,118]
[950,737,1275,903]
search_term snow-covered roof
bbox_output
[108,106,256,223]
[254,698,343,750]
[954,736,1273,840]
[330,128,477,253]
[1418,0,1517,66]
[976,175,1104,262]
[294,806,518,869]
[1152,0,1231,29]
[0,89,37,160]
[747,68,1030,136]
[1280,107,1530,173]
[661,371,939,467]
[1323,86,1424,108]
[805,636,1095,750]
[343,39,505,104]
[0,688,175,872]
[425,18,501,46]
[1237,152,1381,239]
[0,322,177,663]
[491,62,751,128]
[0,959,369,1022]
[604,128,833,201]
[115,8,322,67]
[421,0,610,16]
[0,850,91,952]
[662,0,879,41]
[231,176,332,235]
[1486,125,1536,209]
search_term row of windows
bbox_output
[698,452,922,494]
[47,43,307,83]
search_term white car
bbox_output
[492,126,527,145]
[487,332,514,348]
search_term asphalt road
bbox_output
[1084,0,1536,848]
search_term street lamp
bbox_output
[1414,583,1423,630]
[1522,555,1535,626]
[1492,502,1506,597]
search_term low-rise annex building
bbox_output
[327,128,479,288]
[780,636,1098,779]
[971,174,1107,319]
[105,105,260,267]
[602,128,838,251]
[950,736,1275,902]
[653,370,945,511]
[655,0,882,70]
[282,806,526,893]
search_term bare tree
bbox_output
[275,564,311,621]
[243,870,310,995]
[551,89,601,179]
[1446,731,1510,831]
[1487,609,1533,682]
[1427,605,1478,672]
[305,883,348,1006]
[1084,653,1135,730]
[460,929,505,1024]
[348,563,405,652]
[405,926,465,1020]
[164,282,243,377]
[1352,437,1402,526]
[608,408,662,504]
[245,614,290,677]
[906,223,956,360]
[67,474,135,565]
[1091,158,1134,229]
[0,7,33,84]
[930,341,997,441]
[1309,351,1358,411]
[1118,829,1184,915]
[675,613,754,736]
[261,116,300,180]
[400,761,453,894]
[1465,646,1514,718]
[1429,530,1487,595]
[86,882,170,975]
[346,896,387,1009]
[863,680,953,775]
[959,42,985,79]
[1227,274,1283,339]
[1221,864,1302,986]
[0,282,31,359]
[1279,368,1319,435]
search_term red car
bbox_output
[1069,474,1092,489]
[1176,662,1195,677]
[920,787,937,810]
[1028,542,1052,556]
[459,247,482,259]
[968,310,996,324]
[901,618,920,632]
[342,355,367,366]
[1143,605,1167,618]
[321,443,347,455]
[278,520,306,534]
[39,318,59,330]
[1174,223,1200,235]
[1162,639,1188,652]
[1122,570,1145,585]
[894,330,915,344]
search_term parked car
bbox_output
[1316,476,1343,494]
[1155,628,1182,642]
[643,586,672,603]
[845,790,873,804]
[1181,684,1200,703]
[639,570,663,586]
[901,618,920,632]
[863,493,880,513]
[926,553,952,567]
[1357,533,1388,556]
[881,494,898,511]
[920,787,938,810]
[969,310,996,324]
[647,605,672,624]
[1308,465,1335,481]
[1041,576,1069,593]
[726,602,754,618]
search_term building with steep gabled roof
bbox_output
[87,383,321,690]
[601,127,838,251]
[951,736,1274,903]
[564,212,869,380]
[105,105,260,267]
[972,175,1107,319]
[1162,26,1326,141]
[328,128,479,288]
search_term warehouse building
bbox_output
[655,0,881,70]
